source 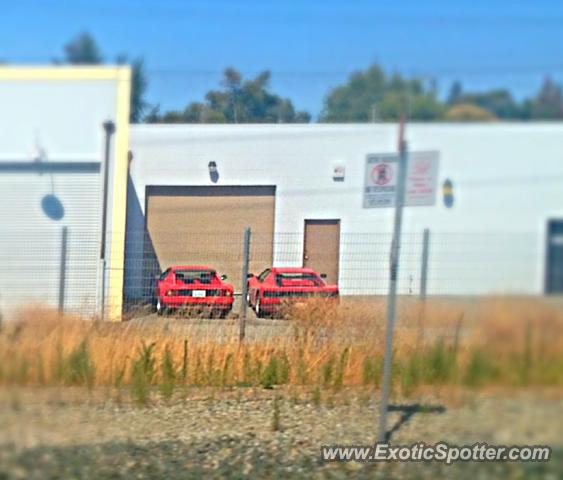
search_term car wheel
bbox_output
[255,298,262,318]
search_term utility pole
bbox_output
[371,104,377,123]
[377,117,408,442]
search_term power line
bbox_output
[144,66,563,79]
[5,56,563,78]
[7,1,563,27]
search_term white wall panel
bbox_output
[0,71,124,317]
[127,124,563,297]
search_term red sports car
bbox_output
[247,267,339,317]
[154,265,234,318]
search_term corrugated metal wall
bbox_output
[0,172,102,315]
[0,70,126,319]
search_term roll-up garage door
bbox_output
[145,185,276,291]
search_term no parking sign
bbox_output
[363,151,439,208]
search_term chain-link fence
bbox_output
[0,228,102,318]
[0,227,552,320]
[123,229,543,306]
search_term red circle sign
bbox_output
[371,163,393,185]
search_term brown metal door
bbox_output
[303,219,340,285]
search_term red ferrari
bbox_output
[247,267,339,317]
[154,265,234,318]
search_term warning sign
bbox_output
[363,153,399,208]
[371,162,394,185]
[363,151,439,208]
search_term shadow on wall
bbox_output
[123,171,160,310]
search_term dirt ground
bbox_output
[0,387,561,479]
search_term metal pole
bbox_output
[239,227,251,342]
[100,120,115,320]
[100,120,115,261]
[377,128,408,442]
[420,228,430,300]
[58,226,68,314]
[100,258,107,320]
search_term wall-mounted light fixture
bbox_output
[208,161,219,183]
[30,134,66,221]
[443,178,454,208]
[332,164,345,182]
[31,135,48,175]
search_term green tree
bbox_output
[144,105,162,123]
[160,110,185,123]
[531,76,563,119]
[117,55,149,122]
[183,103,206,123]
[63,32,102,64]
[447,81,463,104]
[445,103,497,122]
[150,68,311,124]
[450,88,520,119]
[320,63,444,122]
[183,102,227,123]
[61,32,149,123]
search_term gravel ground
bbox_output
[129,293,556,342]
[129,315,291,342]
[0,387,561,479]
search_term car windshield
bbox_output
[175,269,216,284]
[275,272,324,287]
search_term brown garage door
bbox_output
[303,219,340,285]
[146,185,275,291]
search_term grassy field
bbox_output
[1,296,562,478]
[1,296,562,401]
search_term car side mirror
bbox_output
[320,273,327,279]
[220,274,227,281]
[247,273,254,279]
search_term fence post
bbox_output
[239,227,251,342]
[420,228,430,300]
[58,226,68,314]
[100,258,107,320]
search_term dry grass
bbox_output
[0,297,562,400]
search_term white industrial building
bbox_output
[4,67,562,319]
[125,123,563,303]
[0,67,131,319]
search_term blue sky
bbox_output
[2,0,563,118]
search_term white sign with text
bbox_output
[363,151,439,208]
